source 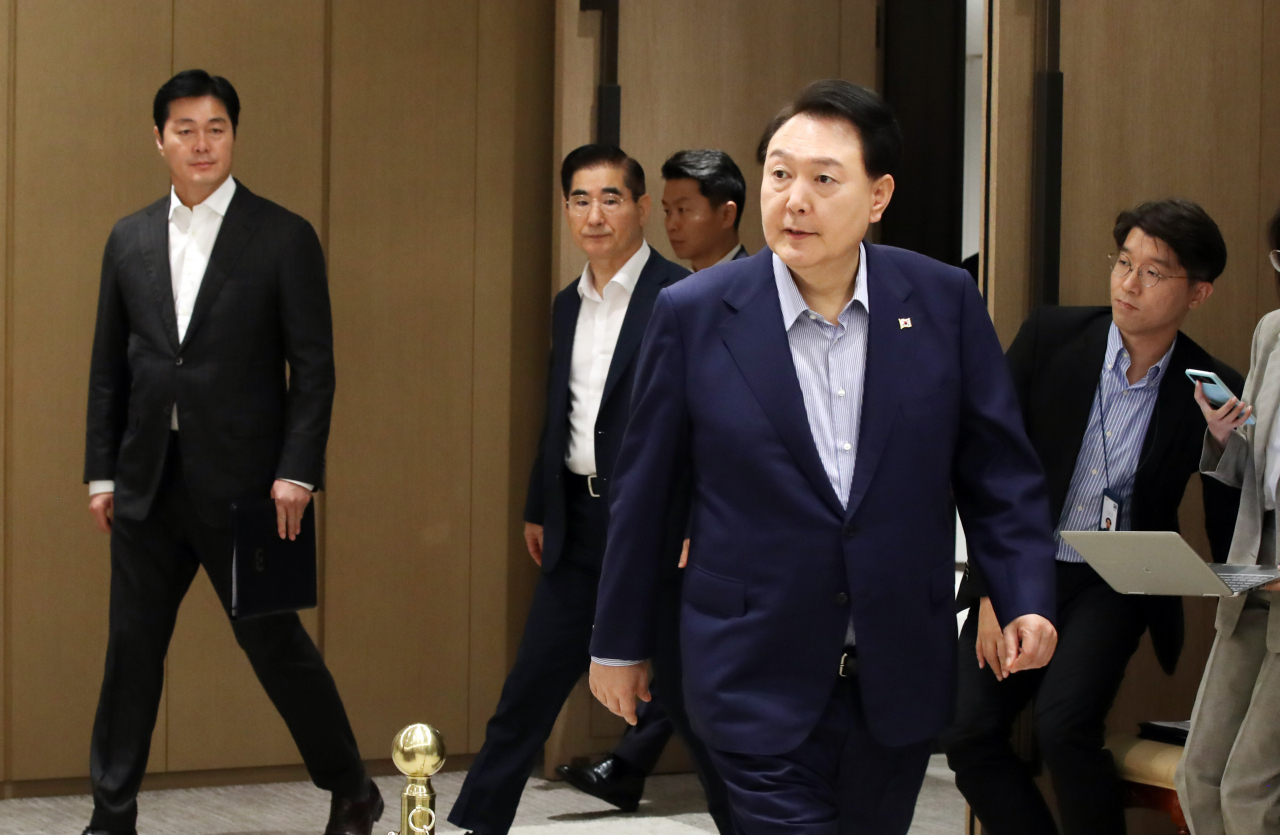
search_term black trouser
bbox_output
[447,477,734,835]
[942,561,1147,835]
[88,434,366,833]
[613,694,674,773]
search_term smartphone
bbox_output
[1186,368,1256,425]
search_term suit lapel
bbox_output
[180,181,259,349]
[600,252,668,408]
[140,197,180,351]
[1252,336,1280,480]
[844,246,919,520]
[720,252,843,516]
[1137,334,1197,479]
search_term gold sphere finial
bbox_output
[391,723,446,779]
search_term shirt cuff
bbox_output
[280,478,315,492]
[591,657,647,666]
[89,480,115,496]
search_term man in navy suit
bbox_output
[589,81,1060,834]
[557,147,750,815]
[448,145,730,835]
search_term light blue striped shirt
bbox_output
[773,247,870,508]
[1055,322,1175,562]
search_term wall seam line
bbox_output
[2,0,15,783]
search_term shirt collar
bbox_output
[707,243,743,269]
[1105,320,1176,384]
[774,242,869,329]
[578,240,651,302]
[169,176,237,220]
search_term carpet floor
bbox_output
[0,754,965,834]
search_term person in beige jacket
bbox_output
[1177,209,1280,834]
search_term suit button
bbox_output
[843,523,857,538]
[175,357,184,366]
[836,592,849,605]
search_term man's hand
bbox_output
[974,597,1008,679]
[89,492,114,534]
[1194,381,1252,450]
[678,538,690,568]
[271,480,312,541]
[524,522,545,566]
[1002,614,1057,674]
[589,660,651,726]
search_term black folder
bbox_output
[230,497,317,620]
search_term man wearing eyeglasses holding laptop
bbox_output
[944,198,1243,835]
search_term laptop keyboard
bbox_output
[1220,573,1276,593]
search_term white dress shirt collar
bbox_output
[774,242,869,329]
[709,243,744,269]
[169,175,237,221]
[578,240,651,302]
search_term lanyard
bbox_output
[1096,376,1114,491]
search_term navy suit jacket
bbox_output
[590,245,1057,754]
[523,247,690,573]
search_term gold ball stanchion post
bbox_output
[388,723,447,835]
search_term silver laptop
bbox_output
[1060,531,1280,596]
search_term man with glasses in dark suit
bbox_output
[944,199,1243,835]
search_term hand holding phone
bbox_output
[1187,369,1255,449]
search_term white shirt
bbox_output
[89,177,309,496]
[707,243,743,268]
[564,241,651,475]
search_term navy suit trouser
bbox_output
[447,485,733,835]
[613,695,675,773]
[707,674,933,835]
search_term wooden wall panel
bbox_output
[1260,0,1280,316]
[1058,0,1263,375]
[164,0,327,772]
[324,0,479,758]
[984,0,1038,346]
[469,0,554,751]
[6,0,172,780]
[0,0,10,785]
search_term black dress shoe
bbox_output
[324,779,385,835]
[82,829,135,835]
[555,755,645,812]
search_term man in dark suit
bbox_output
[448,145,732,835]
[82,71,379,835]
[556,147,749,814]
[943,199,1243,835]
[588,80,1059,835]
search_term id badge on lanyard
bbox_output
[1099,489,1121,531]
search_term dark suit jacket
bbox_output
[84,180,335,527]
[590,245,1057,754]
[961,305,1242,674]
[523,246,690,573]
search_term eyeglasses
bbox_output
[1109,253,1187,288]
[1270,249,1280,272]
[566,194,630,218]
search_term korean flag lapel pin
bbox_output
[898,317,912,330]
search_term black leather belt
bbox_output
[564,470,604,498]
[838,646,858,677]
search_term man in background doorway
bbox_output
[554,148,749,817]
[448,144,731,835]
[661,149,750,270]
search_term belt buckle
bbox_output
[838,652,857,678]
[587,474,600,498]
